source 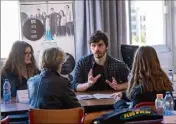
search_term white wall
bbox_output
[158,52,173,73]
[157,1,176,73]
[173,1,176,73]
[1,1,21,58]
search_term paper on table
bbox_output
[76,93,113,100]
[163,111,176,123]
[173,92,176,96]
[93,93,113,99]
[16,90,29,104]
[76,95,95,100]
[173,92,176,100]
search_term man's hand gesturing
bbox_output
[88,69,101,87]
[106,77,121,90]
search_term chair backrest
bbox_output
[134,102,156,111]
[29,107,84,124]
[1,116,10,124]
[129,102,162,124]
[81,110,112,124]
[121,44,139,69]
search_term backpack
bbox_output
[92,107,162,124]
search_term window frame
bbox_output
[127,0,172,53]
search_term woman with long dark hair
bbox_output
[1,41,38,97]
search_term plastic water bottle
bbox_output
[155,94,164,115]
[164,91,174,115]
[128,72,132,81]
[168,70,173,81]
[3,79,11,104]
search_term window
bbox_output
[131,8,136,13]
[1,1,21,58]
[140,16,146,22]
[130,1,165,46]
[141,25,146,30]
[131,24,136,30]
[132,32,136,36]
[143,16,146,21]
[131,16,136,21]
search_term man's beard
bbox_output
[94,51,106,58]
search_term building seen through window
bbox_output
[130,1,165,46]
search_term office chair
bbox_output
[121,44,139,70]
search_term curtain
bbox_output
[74,0,127,62]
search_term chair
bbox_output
[29,107,84,124]
[81,110,112,124]
[121,44,139,69]
[133,102,162,124]
[134,102,156,111]
[1,116,10,124]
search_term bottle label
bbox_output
[3,80,11,103]
[156,108,164,115]
[164,101,174,111]
[3,94,11,101]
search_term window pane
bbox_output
[1,1,20,58]
[130,1,164,46]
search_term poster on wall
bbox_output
[20,1,75,77]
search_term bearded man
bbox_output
[72,30,130,92]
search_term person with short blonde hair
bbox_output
[28,47,80,109]
[40,47,66,72]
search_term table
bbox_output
[76,91,116,112]
[77,91,116,107]
[1,91,116,114]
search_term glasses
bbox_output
[24,52,32,56]
[61,62,65,65]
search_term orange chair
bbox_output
[81,110,112,124]
[133,102,162,124]
[29,107,84,124]
[134,102,156,111]
[1,116,10,124]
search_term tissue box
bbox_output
[163,110,176,123]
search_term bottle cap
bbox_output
[156,94,163,99]
[166,91,171,94]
